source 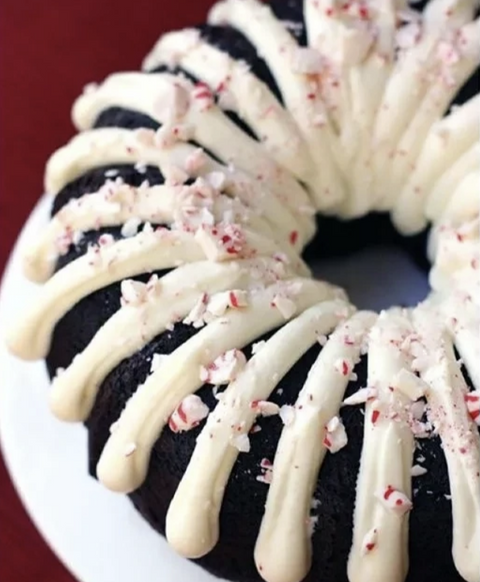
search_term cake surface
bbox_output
[6,1,480,582]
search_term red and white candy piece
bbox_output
[200,349,247,385]
[195,223,247,261]
[323,416,348,453]
[154,122,194,149]
[250,400,280,417]
[377,485,412,515]
[191,82,215,112]
[271,294,297,319]
[465,391,480,425]
[342,387,378,406]
[361,527,378,555]
[257,458,273,484]
[334,357,354,377]
[168,394,209,433]
[207,289,249,316]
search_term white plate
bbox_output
[0,198,429,582]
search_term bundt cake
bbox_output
[6,0,480,581]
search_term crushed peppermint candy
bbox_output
[183,293,209,328]
[271,294,297,319]
[205,171,227,191]
[361,528,378,555]
[134,161,147,174]
[323,416,348,453]
[200,349,247,384]
[411,464,428,477]
[154,82,190,121]
[168,394,209,433]
[342,387,378,406]
[121,279,149,307]
[154,123,194,149]
[121,217,142,238]
[192,82,215,112]
[98,233,115,247]
[150,353,169,373]
[390,369,428,401]
[207,290,249,316]
[465,391,480,425]
[279,404,295,426]
[231,433,251,453]
[195,223,247,261]
[377,485,412,515]
[250,400,280,417]
[120,275,160,307]
[257,458,273,484]
[396,22,422,50]
[334,357,353,377]
[251,340,267,355]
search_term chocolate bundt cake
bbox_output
[7,0,480,581]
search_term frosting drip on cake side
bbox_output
[6,0,480,581]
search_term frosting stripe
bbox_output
[348,311,415,582]
[166,299,353,560]
[254,311,377,582]
[414,308,480,582]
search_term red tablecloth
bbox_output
[0,2,212,580]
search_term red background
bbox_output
[0,1,212,580]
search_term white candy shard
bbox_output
[377,485,412,515]
[232,433,251,453]
[279,405,295,426]
[323,416,348,453]
[391,369,428,401]
[168,394,209,433]
[200,349,247,384]
[271,294,297,319]
[343,387,378,406]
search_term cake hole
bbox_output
[311,245,430,311]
